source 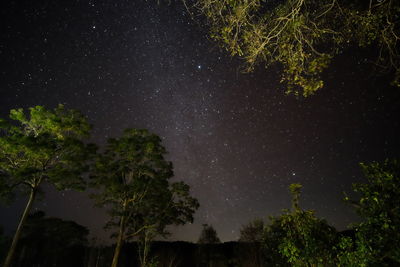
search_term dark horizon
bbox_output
[1,0,399,244]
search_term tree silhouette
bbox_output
[239,218,264,242]
[198,224,221,244]
[17,211,89,266]
[239,218,264,266]
[0,226,9,262]
[90,128,199,267]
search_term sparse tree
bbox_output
[239,218,264,242]
[90,129,199,267]
[0,105,95,267]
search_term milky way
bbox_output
[1,0,399,243]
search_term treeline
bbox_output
[0,233,275,267]
[1,105,400,266]
[2,159,400,267]
[0,212,88,267]
[0,220,268,267]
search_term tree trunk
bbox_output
[141,236,148,267]
[111,215,126,267]
[3,187,37,267]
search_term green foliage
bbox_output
[198,224,221,244]
[340,160,400,266]
[0,105,94,199]
[91,128,199,237]
[90,128,199,266]
[8,105,91,139]
[190,0,400,96]
[263,183,338,266]
[289,183,302,211]
[345,1,400,87]
[0,105,94,267]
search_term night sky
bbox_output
[1,1,399,244]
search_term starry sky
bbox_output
[1,0,399,243]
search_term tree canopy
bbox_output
[90,128,199,267]
[189,0,400,96]
[340,160,400,266]
[0,105,93,199]
[263,184,338,266]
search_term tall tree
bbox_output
[189,0,400,96]
[90,128,199,267]
[0,105,95,267]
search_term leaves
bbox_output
[263,183,338,265]
[0,105,94,200]
[342,159,400,265]
[190,0,400,96]
[90,129,199,241]
[0,105,94,267]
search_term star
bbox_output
[0,0,398,245]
